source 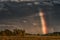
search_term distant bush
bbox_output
[42,32,60,36]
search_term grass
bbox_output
[0,36,60,40]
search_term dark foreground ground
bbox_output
[0,36,60,40]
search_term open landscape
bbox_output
[0,0,60,40]
[0,36,60,40]
[0,29,60,40]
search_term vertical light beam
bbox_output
[39,10,48,34]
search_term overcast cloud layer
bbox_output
[0,2,60,34]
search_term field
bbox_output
[0,36,60,40]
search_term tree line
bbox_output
[0,29,60,36]
[0,29,25,36]
[42,32,60,36]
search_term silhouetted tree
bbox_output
[0,29,12,36]
[4,29,12,36]
[0,31,6,36]
[0,29,26,36]
[13,29,25,36]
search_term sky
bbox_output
[0,0,60,1]
[0,2,60,34]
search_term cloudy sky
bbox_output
[0,2,60,34]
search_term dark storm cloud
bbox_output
[0,2,40,19]
[46,5,60,32]
[0,2,42,34]
[0,2,60,34]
